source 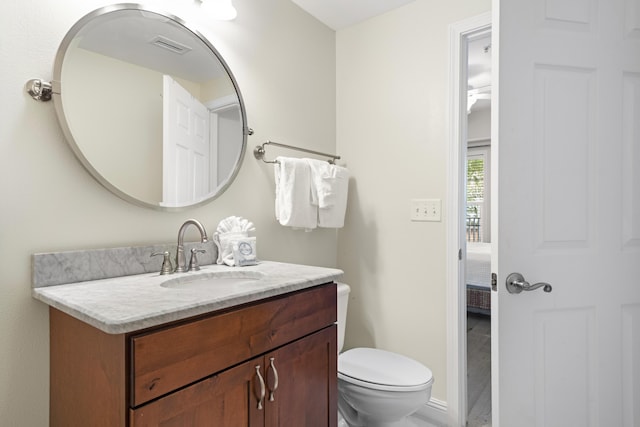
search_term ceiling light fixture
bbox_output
[198,0,237,21]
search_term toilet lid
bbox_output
[338,348,433,391]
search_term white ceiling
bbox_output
[467,33,492,112]
[77,10,227,83]
[468,35,492,91]
[290,0,416,30]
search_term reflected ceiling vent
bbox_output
[150,36,192,55]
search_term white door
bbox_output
[495,0,640,425]
[162,75,210,206]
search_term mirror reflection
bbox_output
[54,5,248,209]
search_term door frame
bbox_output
[446,11,492,427]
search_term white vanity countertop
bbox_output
[32,261,343,334]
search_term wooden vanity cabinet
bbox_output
[49,283,337,427]
[130,327,336,427]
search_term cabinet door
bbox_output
[130,358,265,427]
[265,326,337,427]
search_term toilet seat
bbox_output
[338,348,433,392]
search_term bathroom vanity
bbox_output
[33,260,341,427]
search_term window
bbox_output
[466,146,490,242]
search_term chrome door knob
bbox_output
[506,272,552,294]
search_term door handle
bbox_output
[506,272,552,294]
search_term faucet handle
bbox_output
[188,248,206,272]
[151,251,173,275]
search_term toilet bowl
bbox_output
[336,283,433,427]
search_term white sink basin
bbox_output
[160,270,266,290]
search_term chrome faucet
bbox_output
[175,219,208,273]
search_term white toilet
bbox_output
[336,283,433,427]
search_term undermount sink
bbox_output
[160,270,266,290]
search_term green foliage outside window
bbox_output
[467,158,484,216]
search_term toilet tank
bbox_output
[336,282,350,353]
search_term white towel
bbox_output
[305,158,350,228]
[274,157,317,229]
[305,158,336,208]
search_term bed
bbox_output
[466,242,492,315]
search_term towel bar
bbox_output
[254,140,340,164]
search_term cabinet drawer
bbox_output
[130,358,261,427]
[131,283,336,406]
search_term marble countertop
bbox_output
[32,261,343,334]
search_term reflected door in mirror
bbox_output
[162,75,211,207]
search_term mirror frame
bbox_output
[51,3,252,211]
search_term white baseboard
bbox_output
[411,397,448,427]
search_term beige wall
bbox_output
[63,47,164,202]
[468,106,492,141]
[336,0,491,401]
[0,0,335,424]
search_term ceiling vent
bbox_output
[150,36,192,55]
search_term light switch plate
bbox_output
[410,199,441,222]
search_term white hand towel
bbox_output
[274,157,317,229]
[216,216,255,234]
[305,158,337,208]
[317,165,349,228]
[304,158,350,228]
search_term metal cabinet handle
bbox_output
[268,357,279,401]
[255,365,266,410]
[506,272,552,294]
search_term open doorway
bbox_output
[445,11,492,427]
[465,31,492,427]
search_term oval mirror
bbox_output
[51,4,251,210]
